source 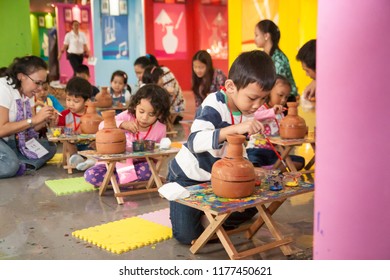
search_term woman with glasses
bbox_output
[0,55,57,178]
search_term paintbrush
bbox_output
[262,133,291,172]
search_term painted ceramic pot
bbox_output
[211,134,255,198]
[95,86,112,108]
[96,110,126,154]
[279,102,307,139]
[80,101,103,134]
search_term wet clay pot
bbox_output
[96,110,126,154]
[80,101,103,134]
[211,134,255,198]
[95,86,112,108]
[279,102,307,139]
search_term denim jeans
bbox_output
[247,148,305,167]
[0,137,56,178]
[167,161,258,245]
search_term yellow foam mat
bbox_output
[72,217,172,254]
[47,153,63,165]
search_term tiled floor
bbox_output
[0,91,316,260]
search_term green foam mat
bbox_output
[45,177,97,196]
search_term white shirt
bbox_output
[63,30,88,54]
[0,77,28,140]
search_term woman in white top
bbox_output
[58,20,89,76]
[0,56,57,178]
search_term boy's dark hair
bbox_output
[75,64,90,76]
[5,56,47,90]
[256,20,281,56]
[65,76,92,101]
[128,84,171,124]
[142,65,164,84]
[228,50,276,91]
[296,39,316,71]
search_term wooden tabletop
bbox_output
[47,134,96,142]
[176,181,314,216]
[79,147,179,161]
[267,136,315,146]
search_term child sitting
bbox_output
[30,83,64,138]
[109,70,132,108]
[57,77,96,170]
[84,84,171,186]
[167,50,275,245]
[30,83,64,115]
[247,75,305,170]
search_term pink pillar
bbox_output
[314,1,390,259]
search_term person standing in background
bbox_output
[58,20,89,77]
[254,19,298,97]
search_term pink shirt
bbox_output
[98,110,166,151]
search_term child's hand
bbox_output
[273,105,284,115]
[120,120,138,134]
[235,119,265,135]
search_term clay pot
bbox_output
[211,134,255,198]
[96,110,126,154]
[279,102,307,139]
[80,101,103,134]
[95,86,112,108]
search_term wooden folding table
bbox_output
[79,148,179,205]
[176,182,314,260]
[47,134,96,174]
[268,136,316,174]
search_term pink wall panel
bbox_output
[314,0,390,259]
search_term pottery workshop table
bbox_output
[79,148,179,205]
[176,181,314,260]
[268,136,316,174]
[47,134,96,174]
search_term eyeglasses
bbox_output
[25,74,47,87]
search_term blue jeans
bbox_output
[247,148,305,168]
[0,137,56,178]
[167,161,258,245]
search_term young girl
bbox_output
[141,65,164,87]
[254,20,298,97]
[109,70,131,107]
[246,75,305,169]
[133,54,185,123]
[192,50,227,108]
[84,84,171,186]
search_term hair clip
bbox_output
[146,54,150,58]
[151,66,156,74]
